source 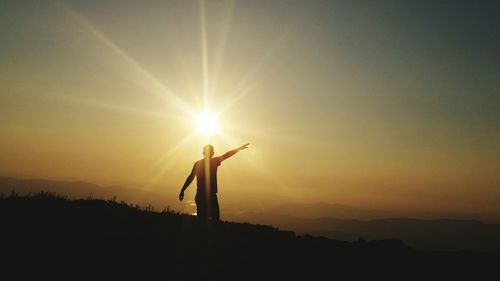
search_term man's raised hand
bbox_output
[239,143,250,151]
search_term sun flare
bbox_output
[193,111,219,136]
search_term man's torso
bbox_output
[195,156,222,195]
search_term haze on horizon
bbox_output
[1,0,499,216]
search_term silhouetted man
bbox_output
[179,143,249,221]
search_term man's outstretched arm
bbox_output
[179,163,197,201]
[221,143,250,161]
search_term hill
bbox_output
[2,176,500,252]
[227,212,500,251]
[1,192,499,280]
[0,176,175,209]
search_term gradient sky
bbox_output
[1,0,499,215]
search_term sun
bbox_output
[193,111,219,135]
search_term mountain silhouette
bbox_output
[2,176,500,252]
[1,191,499,280]
[264,202,500,222]
[228,212,500,251]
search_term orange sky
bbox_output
[1,1,499,215]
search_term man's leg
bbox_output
[211,194,220,222]
[195,196,207,221]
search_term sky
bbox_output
[0,0,499,215]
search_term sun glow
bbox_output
[193,111,219,136]
[57,1,294,197]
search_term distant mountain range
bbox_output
[225,211,500,251]
[0,176,175,210]
[264,202,500,223]
[2,176,500,251]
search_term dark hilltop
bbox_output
[1,191,499,280]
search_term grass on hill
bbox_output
[1,191,498,280]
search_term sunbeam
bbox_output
[53,1,299,204]
[218,132,299,200]
[209,0,236,98]
[58,95,184,122]
[224,125,302,143]
[4,1,500,265]
[199,0,210,107]
[140,131,199,200]
[217,31,292,115]
[58,2,192,115]
[193,110,220,136]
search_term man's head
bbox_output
[203,144,214,158]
